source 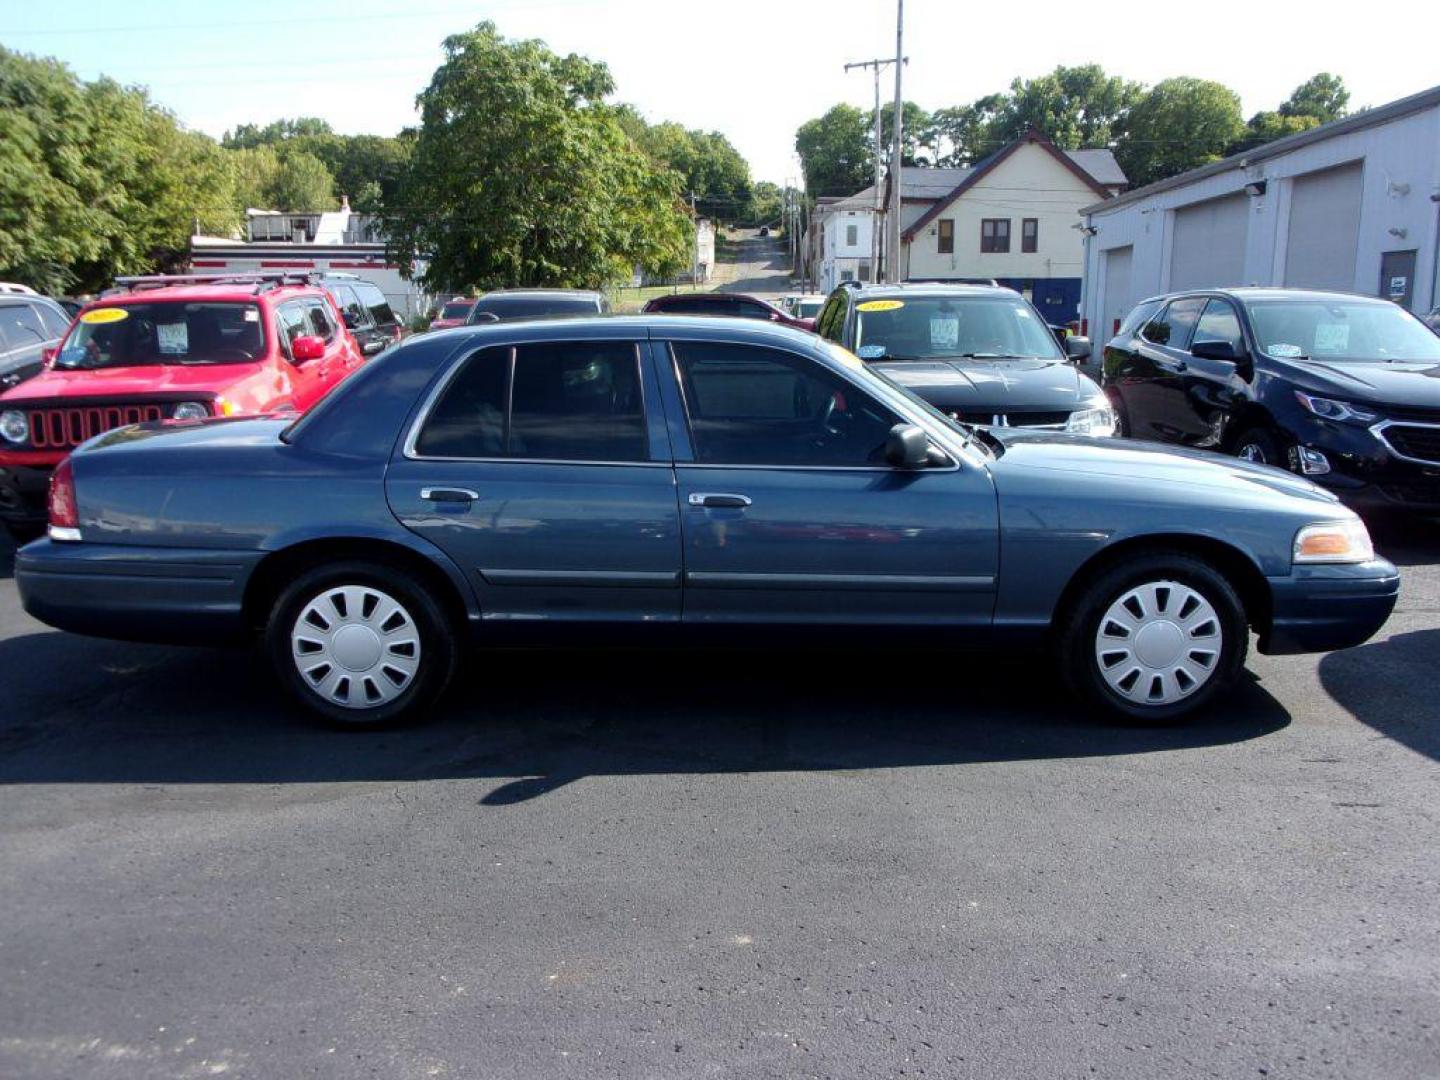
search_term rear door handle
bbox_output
[420,487,479,503]
[688,492,752,508]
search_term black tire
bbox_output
[265,560,457,729]
[1058,551,1249,725]
[1232,425,1289,469]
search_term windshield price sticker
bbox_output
[857,344,887,359]
[1269,343,1303,358]
[157,324,189,355]
[1314,323,1350,353]
[856,299,905,312]
[930,317,960,350]
[80,308,129,325]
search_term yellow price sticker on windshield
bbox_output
[856,299,904,312]
[80,308,129,324]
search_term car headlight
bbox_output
[1294,519,1375,564]
[170,401,209,421]
[0,409,27,444]
[1066,401,1117,437]
[1294,391,1378,424]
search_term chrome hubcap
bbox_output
[1238,443,1267,464]
[1094,580,1223,706]
[291,585,421,709]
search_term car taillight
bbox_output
[48,456,81,541]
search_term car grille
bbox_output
[27,404,165,450]
[950,410,1072,429]
[1381,424,1440,465]
[1380,479,1440,507]
[1380,404,1440,424]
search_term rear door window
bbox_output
[1141,298,1205,348]
[34,300,71,339]
[330,285,367,329]
[1116,299,1162,340]
[1,302,49,349]
[355,283,396,327]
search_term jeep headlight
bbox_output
[1066,400,1117,437]
[170,401,209,421]
[0,409,27,444]
[1294,519,1374,564]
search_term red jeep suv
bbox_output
[0,273,365,540]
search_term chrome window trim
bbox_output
[1371,419,1440,466]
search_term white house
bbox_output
[1078,84,1440,340]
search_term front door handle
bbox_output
[420,487,479,503]
[688,492,752,509]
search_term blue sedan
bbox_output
[16,316,1399,727]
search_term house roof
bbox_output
[1080,81,1440,216]
[901,131,1120,241]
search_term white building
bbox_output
[1078,84,1440,340]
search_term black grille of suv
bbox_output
[1383,425,1440,464]
[949,410,1072,428]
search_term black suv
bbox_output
[318,274,404,355]
[812,283,1112,434]
[0,293,72,390]
[466,289,610,324]
[1103,287,1440,511]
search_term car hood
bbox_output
[876,357,1088,412]
[985,427,1343,507]
[0,362,261,403]
[1272,358,1440,408]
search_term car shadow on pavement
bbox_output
[0,630,1291,798]
[1318,628,1440,763]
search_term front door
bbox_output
[275,300,328,411]
[661,339,998,625]
[386,337,682,623]
[1379,250,1417,311]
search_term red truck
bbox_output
[0,273,366,540]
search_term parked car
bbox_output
[0,282,40,296]
[316,273,405,356]
[783,294,827,322]
[0,292,72,390]
[813,282,1112,434]
[429,296,478,330]
[16,315,1396,729]
[1424,305,1440,334]
[643,291,814,330]
[0,272,365,540]
[466,289,610,324]
[1103,288,1440,512]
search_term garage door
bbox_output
[1285,162,1363,291]
[1102,245,1133,336]
[1169,193,1248,290]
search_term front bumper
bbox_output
[0,462,54,525]
[1283,417,1440,512]
[1259,558,1400,655]
[16,539,264,646]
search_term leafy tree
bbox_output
[616,111,753,222]
[922,94,1009,167]
[1280,73,1349,124]
[264,150,337,211]
[746,181,783,228]
[222,118,411,210]
[385,22,689,290]
[1114,77,1245,187]
[1228,111,1320,156]
[795,104,873,197]
[869,101,931,167]
[997,65,1142,151]
[222,117,335,150]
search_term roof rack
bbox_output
[112,272,317,295]
[838,279,865,289]
[903,277,1001,287]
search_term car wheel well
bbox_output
[1050,535,1271,641]
[1220,404,1280,454]
[243,538,468,635]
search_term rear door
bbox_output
[659,336,998,625]
[386,334,682,623]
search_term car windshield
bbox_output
[854,296,1062,361]
[797,300,824,318]
[471,295,597,321]
[440,301,473,319]
[57,302,265,370]
[1245,299,1440,363]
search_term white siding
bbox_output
[1169,193,1249,290]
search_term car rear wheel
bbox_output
[1233,425,1288,468]
[1059,551,1248,724]
[266,561,457,729]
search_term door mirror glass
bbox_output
[884,423,930,469]
[291,334,326,362]
[1064,336,1092,361]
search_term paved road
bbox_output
[712,231,794,298]
[1,515,1438,1079]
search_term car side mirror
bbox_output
[291,335,325,362]
[1190,339,1243,364]
[1064,336,1092,362]
[885,423,930,469]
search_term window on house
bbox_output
[981,219,1010,254]
[840,269,854,282]
[938,219,954,254]
[1022,218,1038,254]
[846,224,858,246]
[858,262,871,281]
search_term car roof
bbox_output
[477,288,604,299]
[85,283,322,306]
[1139,286,1395,306]
[649,292,772,302]
[845,282,1022,301]
[421,313,816,347]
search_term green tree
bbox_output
[264,150,337,211]
[922,94,1008,167]
[1228,111,1320,156]
[617,112,753,222]
[997,65,1143,151]
[385,22,689,290]
[1115,77,1246,187]
[746,181,783,228]
[795,104,873,197]
[869,101,931,167]
[1280,73,1349,123]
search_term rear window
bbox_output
[471,295,601,322]
[56,302,265,369]
[1116,299,1162,339]
[0,301,50,350]
[440,301,474,319]
[355,283,396,327]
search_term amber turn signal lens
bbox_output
[1293,520,1374,564]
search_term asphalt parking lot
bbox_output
[1,518,1438,1080]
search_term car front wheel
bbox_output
[1059,551,1249,723]
[266,560,457,728]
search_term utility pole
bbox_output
[689,191,700,287]
[845,55,902,284]
[889,0,905,284]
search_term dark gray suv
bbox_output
[0,294,72,390]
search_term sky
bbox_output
[5,0,1438,187]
